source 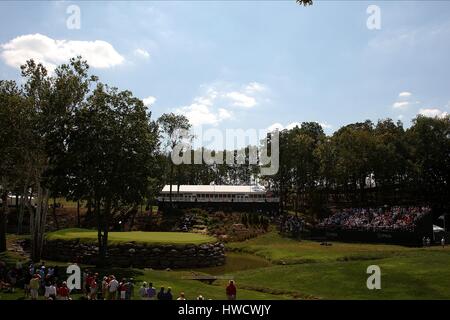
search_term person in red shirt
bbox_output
[57,282,70,300]
[226,280,237,300]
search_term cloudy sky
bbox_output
[1,1,449,146]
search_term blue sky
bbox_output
[1,0,449,145]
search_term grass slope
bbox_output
[228,232,420,264]
[233,251,450,299]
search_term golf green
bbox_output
[46,228,216,245]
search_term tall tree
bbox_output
[66,83,158,264]
[157,113,192,206]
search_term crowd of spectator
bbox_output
[317,206,431,232]
[0,260,238,300]
[278,214,305,237]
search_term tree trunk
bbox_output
[0,192,8,253]
[77,200,80,228]
[169,162,173,207]
[28,181,49,262]
[52,196,59,230]
[17,185,26,234]
[96,198,111,267]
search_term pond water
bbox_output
[192,252,271,276]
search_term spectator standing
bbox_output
[108,275,119,300]
[29,274,40,300]
[147,282,156,300]
[57,282,70,300]
[89,275,98,300]
[47,282,57,300]
[101,276,109,300]
[139,282,148,300]
[226,280,237,300]
[157,287,165,300]
[119,278,128,300]
[164,287,173,300]
[126,278,134,300]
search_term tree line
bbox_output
[0,58,167,262]
[1,57,449,263]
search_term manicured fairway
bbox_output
[46,228,216,245]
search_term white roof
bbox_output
[161,185,266,194]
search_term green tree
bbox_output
[157,113,192,206]
[65,83,158,264]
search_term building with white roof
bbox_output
[158,185,278,205]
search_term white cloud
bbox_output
[244,82,266,94]
[267,123,284,132]
[177,103,220,126]
[218,108,232,120]
[286,122,301,130]
[392,101,410,109]
[143,96,156,106]
[268,121,333,132]
[418,108,449,118]
[320,122,333,129]
[174,81,268,126]
[134,48,150,59]
[225,91,257,108]
[0,33,124,72]
[175,90,232,127]
[398,91,412,98]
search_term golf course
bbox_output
[2,230,450,300]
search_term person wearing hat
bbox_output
[29,274,40,300]
[126,278,134,300]
[164,287,173,300]
[139,281,148,300]
[101,276,109,300]
[157,286,165,300]
[147,282,156,300]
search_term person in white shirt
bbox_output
[108,275,119,300]
[441,237,446,248]
[46,283,56,300]
[177,292,186,300]
[139,282,149,300]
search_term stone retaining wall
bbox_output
[43,239,225,269]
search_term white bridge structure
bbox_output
[158,185,279,204]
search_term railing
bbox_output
[157,196,279,203]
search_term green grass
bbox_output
[4,231,450,300]
[233,251,450,299]
[225,232,450,299]
[46,228,216,245]
[228,232,420,264]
